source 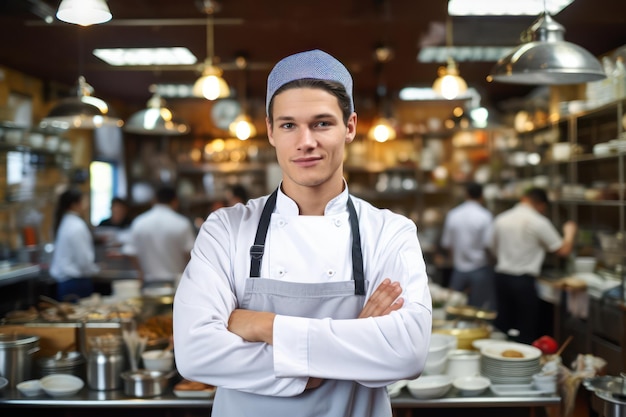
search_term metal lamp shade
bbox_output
[124,93,189,136]
[41,76,122,130]
[125,108,189,136]
[490,12,606,85]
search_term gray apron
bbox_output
[211,189,391,417]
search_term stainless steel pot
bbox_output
[0,333,40,388]
[121,369,174,398]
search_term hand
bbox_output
[358,278,404,318]
[563,221,577,238]
[305,377,323,390]
[228,309,276,345]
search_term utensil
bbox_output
[555,335,574,357]
[121,369,175,398]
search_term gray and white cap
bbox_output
[265,49,354,116]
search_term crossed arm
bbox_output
[227,278,404,389]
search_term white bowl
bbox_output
[17,379,44,397]
[142,349,174,372]
[453,375,491,396]
[0,376,7,392]
[423,355,448,375]
[407,375,453,399]
[386,380,409,398]
[427,334,457,363]
[40,374,84,397]
[446,349,481,379]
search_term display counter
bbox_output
[0,383,562,417]
[0,262,40,287]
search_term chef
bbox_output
[173,49,432,417]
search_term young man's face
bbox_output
[266,87,357,193]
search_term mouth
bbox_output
[292,156,323,167]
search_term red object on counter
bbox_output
[532,335,559,354]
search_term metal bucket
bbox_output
[0,333,40,388]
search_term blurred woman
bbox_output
[49,188,100,301]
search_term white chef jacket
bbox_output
[490,203,563,276]
[49,212,100,282]
[173,186,432,397]
[440,200,493,272]
[122,204,196,283]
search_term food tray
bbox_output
[491,384,553,396]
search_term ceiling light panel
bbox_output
[448,0,575,16]
[93,47,198,66]
[418,46,515,63]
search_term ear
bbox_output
[266,117,276,146]
[345,112,357,144]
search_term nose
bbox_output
[295,127,317,150]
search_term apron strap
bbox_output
[346,197,365,295]
[249,189,278,278]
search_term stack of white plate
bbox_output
[480,341,542,384]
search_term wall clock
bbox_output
[211,99,241,130]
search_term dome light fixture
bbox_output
[489,11,606,85]
[125,87,189,136]
[368,117,397,143]
[56,0,112,26]
[193,9,230,100]
[433,58,468,100]
[432,17,468,100]
[41,76,122,130]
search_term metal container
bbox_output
[433,320,491,350]
[86,336,125,391]
[121,369,173,398]
[0,333,40,388]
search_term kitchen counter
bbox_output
[0,262,40,287]
[0,383,562,416]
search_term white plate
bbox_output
[481,342,542,361]
[0,376,7,391]
[491,384,553,396]
[472,339,500,350]
[174,388,216,398]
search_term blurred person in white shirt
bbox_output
[122,185,196,289]
[49,188,100,301]
[440,182,495,310]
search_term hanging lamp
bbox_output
[193,12,230,100]
[41,76,122,130]
[367,46,397,143]
[125,86,189,136]
[229,56,256,140]
[432,17,468,100]
[56,0,112,26]
[489,11,606,85]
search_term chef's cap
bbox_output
[266,49,354,116]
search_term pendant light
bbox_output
[432,17,468,100]
[489,11,606,85]
[368,46,397,143]
[125,86,189,136]
[41,76,122,130]
[193,6,230,100]
[56,0,112,26]
[229,56,256,140]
